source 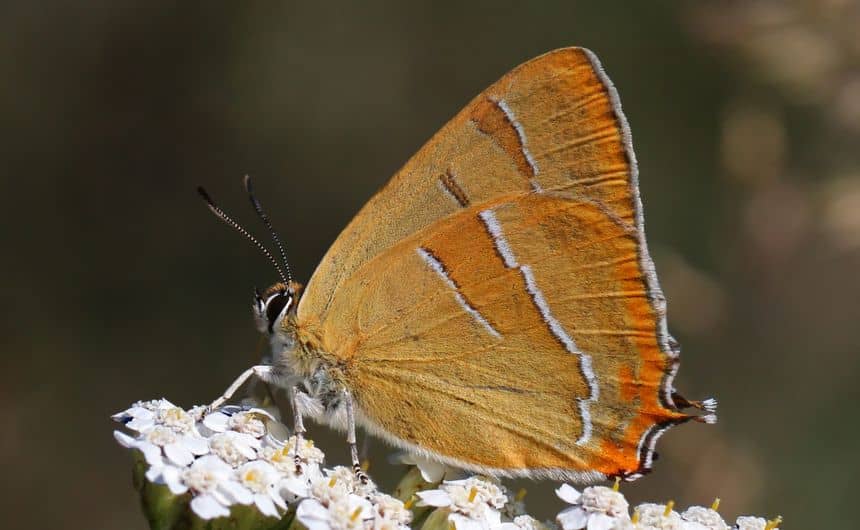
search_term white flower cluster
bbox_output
[555,484,781,530]
[417,476,511,530]
[112,398,779,530]
[299,467,411,530]
[112,398,411,529]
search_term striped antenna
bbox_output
[197,186,289,285]
[243,175,293,285]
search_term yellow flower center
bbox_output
[765,516,783,530]
[467,486,478,503]
[163,408,183,422]
[663,500,675,517]
[271,447,290,463]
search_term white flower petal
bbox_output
[265,420,291,444]
[210,489,233,507]
[734,517,770,530]
[241,435,263,454]
[191,493,231,520]
[203,411,231,432]
[397,452,450,482]
[297,499,332,530]
[557,506,589,530]
[162,465,189,495]
[145,465,163,483]
[556,484,582,505]
[416,489,453,508]
[255,494,279,518]
[127,406,155,419]
[111,408,132,422]
[298,498,329,518]
[127,417,156,432]
[245,459,278,477]
[196,454,233,474]
[586,514,615,530]
[418,460,450,483]
[301,518,331,530]
[449,512,484,530]
[220,480,254,505]
[269,487,288,511]
[347,494,374,518]
[484,508,502,527]
[113,430,137,448]
[113,406,154,424]
[164,442,194,467]
[137,441,166,467]
[184,435,210,455]
[280,476,310,499]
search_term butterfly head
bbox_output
[253,281,303,334]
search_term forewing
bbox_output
[298,47,645,326]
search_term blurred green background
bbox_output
[2,1,858,528]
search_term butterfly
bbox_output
[200,47,715,483]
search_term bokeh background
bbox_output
[2,1,858,528]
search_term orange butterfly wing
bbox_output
[296,47,692,480]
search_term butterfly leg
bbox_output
[206,365,274,413]
[343,389,369,484]
[289,385,307,473]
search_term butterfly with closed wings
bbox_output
[199,47,716,485]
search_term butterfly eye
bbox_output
[264,292,292,333]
